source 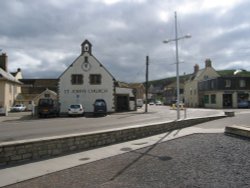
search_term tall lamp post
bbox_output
[163,11,191,120]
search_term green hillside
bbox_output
[217,69,250,76]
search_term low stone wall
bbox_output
[225,125,250,139]
[0,115,226,166]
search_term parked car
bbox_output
[38,98,60,118]
[68,104,85,117]
[155,100,162,105]
[136,99,144,108]
[10,104,26,112]
[238,100,249,108]
[93,99,107,116]
[149,101,155,105]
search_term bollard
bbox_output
[172,104,176,110]
[5,107,8,116]
[184,108,187,119]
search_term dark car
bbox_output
[38,98,60,118]
[238,100,249,108]
[93,99,107,116]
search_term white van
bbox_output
[136,99,144,108]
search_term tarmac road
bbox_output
[0,106,225,143]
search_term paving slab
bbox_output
[0,126,223,187]
[4,133,250,188]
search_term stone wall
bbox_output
[0,115,226,166]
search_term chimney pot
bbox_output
[205,59,212,68]
[194,64,199,74]
[0,53,8,72]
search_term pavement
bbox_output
[0,109,250,187]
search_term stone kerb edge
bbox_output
[225,125,250,139]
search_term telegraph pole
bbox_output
[145,55,149,113]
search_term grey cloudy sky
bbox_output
[1,0,250,82]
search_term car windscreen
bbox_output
[70,105,81,109]
[95,101,105,106]
[39,99,53,106]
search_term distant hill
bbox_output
[145,74,191,88]
[217,69,250,76]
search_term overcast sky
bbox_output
[1,0,250,82]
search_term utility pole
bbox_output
[145,55,149,113]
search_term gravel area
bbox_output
[5,133,250,188]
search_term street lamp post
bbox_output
[163,11,191,120]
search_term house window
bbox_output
[71,74,83,85]
[180,89,184,94]
[9,84,12,93]
[14,85,17,94]
[211,94,216,104]
[240,80,246,88]
[225,80,231,88]
[211,81,214,89]
[204,95,209,104]
[44,94,50,98]
[90,74,101,85]
[204,75,209,80]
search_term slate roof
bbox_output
[0,68,22,84]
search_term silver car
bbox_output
[68,104,85,117]
[10,104,26,112]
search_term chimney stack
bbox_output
[194,64,199,74]
[205,58,212,68]
[0,53,8,72]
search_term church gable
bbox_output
[58,39,116,113]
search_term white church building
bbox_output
[59,40,136,114]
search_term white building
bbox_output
[59,40,135,113]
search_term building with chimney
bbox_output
[184,59,220,107]
[0,53,22,113]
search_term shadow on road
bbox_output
[109,130,175,181]
[1,112,36,123]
